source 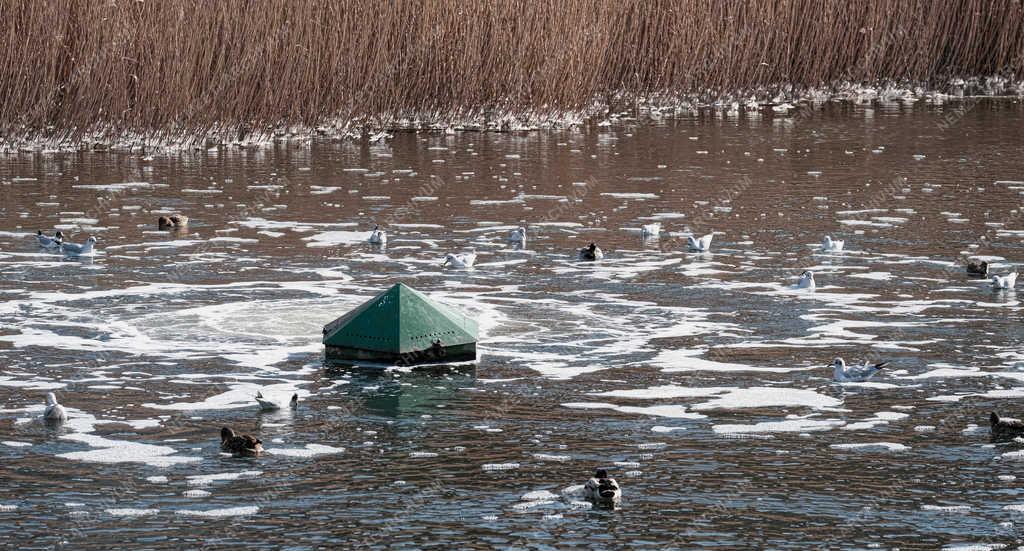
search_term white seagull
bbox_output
[442,251,476,269]
[687,233,713,252]
[255,391,298,412]
[822,236,845,252]
[36,230,64,249]
[991,272,1018,290]
[508,226,527,245]
[43,392,67,424]
[60,236,98,256]
[796,270,816,290]
[830,358,888,382]
[368,225,387,245]
[641,223,661,238]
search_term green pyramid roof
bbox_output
[323,283,478,354]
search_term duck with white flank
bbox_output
[43,392,67,424]
[830,358,888,382]
[578,242,603,261]
[60,236,98,256]
[255,391,298,412]
[368,224,387,245]
[508,226,527,246]
[990,412,1024,441]
[795,270,815,290]
[991,272,1018,290]
[583,469,621,506]
[36,230,63,249]
[966,260,989,278]
[822,235,845,252]
[641,223,661,238]
[687,233,713,252]
[442,251,476,269]
[220,427,263,456]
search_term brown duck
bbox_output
[158,214,189,230]
[220,427,263,456]
[990,413,1024,441]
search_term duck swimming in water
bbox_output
[368,224,387,245]
[990,412,1024,441]
[220,427,263,456]
[158,215,189,230]
[43,392,67,424]
[583,469,621,505]
[60,236,97,256]
[578,243,603,261]
[687,233,713,252]
[255,391,298,412]
[966,260,989,278]
[36,230,63,249]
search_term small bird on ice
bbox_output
[442,251,476,269]
[991,272,1018,290]
[368,225,387,245]
[641,223,661,238]
[687,233,713,252]
[583,468,621,505]
[36,230,63,249]
[830,357,888,382]
[508,226,527,245]
[795,270,815,290]
[822,236,845,252]
[60,236,98,256]
[255,391,298,412]
[43,392,67,424]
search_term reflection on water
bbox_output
[0,100,1023,548]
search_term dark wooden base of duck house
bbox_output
[324,343,477,366]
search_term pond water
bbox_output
[1,99,1023,549]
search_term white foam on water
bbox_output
[0,505,18,512]
[145,476,169,483]
[175,506,259,518]
[58,433,200,467]
[270,444,345,458]
[183,490,211,498]
[562,402,705,419]
[186,470,262,487]
[593,385,729,400]
[409,452,439,458]
[600,193,659,199]
[651,426,686,433]
[532,453,571,462]
[830,442,910,452]
[714,419,845,434]
[922,504,970,512]
[692,387,842,411]
[1,441,31,448]
[652,349,803,373]
[521,490,560,501]
[107,508,159,516]
[73,182,167,191]
[482,463,520,471]
[304,230,374,247]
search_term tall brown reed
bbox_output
[0,0,1021,142]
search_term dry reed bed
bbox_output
[0,0,1022,142]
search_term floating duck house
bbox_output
[322,283,478,365]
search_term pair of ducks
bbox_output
[36,230,98,256]
[577,233,715,261]
[965,261,1018,289]
[223,391,298,456]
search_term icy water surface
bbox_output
[1,100,1023,549]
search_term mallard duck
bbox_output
[641,223,661,238]
[368,225,387,245]
[830,358,887,382]
[990,412,1024,441]
[822,235,845,252]
[966,260,989,278]
[991,272,1018,290]
[583,469,621,505]
[255,391,298,412]
[36,230,63,249]
[60,236,97,256]
[796,270,816,290]
[43,392,67,424]
[158,215,189,230]
[220,427,263,456]
[442,251,476,269]
[578,243,603,261]
[687,233,713,252]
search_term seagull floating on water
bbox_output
[966,260,989,278]
[796,270,816,290]
[830,357,888,382]
[687,233,713,252]
[822,236,845,252]
[220,427,263,456]
[578,242,603,261]
[583,469,621,505]
[36,230,63,249]
[641,223,661,238]
[442,251,476,269]
[43,392,67,424]
[508,226,527,245]
[991,272,1018,290]
[60,236,97,256]
[368,225,387,245]
[990,412,1024,441]
[255,391,298,412]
